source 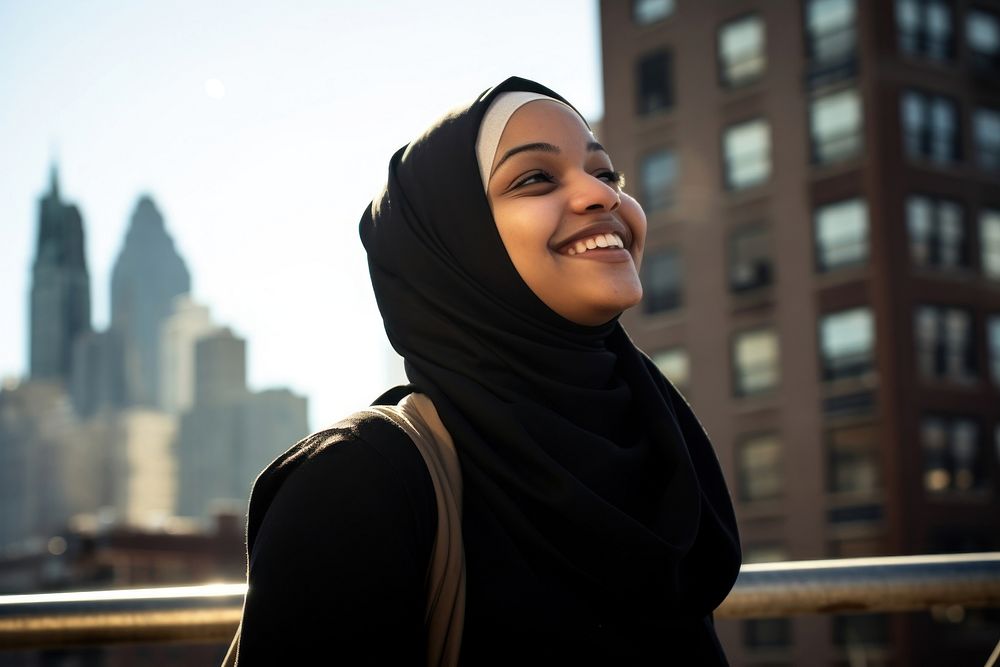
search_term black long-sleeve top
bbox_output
[234,413,729,666]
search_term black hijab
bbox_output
[360,77,739,624]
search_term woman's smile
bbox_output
[554,220,631,258]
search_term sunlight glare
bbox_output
[204,78,227,100]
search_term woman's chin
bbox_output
[557,293,644,326]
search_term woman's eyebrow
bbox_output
[492,142,559,177]
[491,140,610,178]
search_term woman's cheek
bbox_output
[619,192,647,269]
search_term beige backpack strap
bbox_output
[367,393,466,667]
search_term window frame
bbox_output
[632,0,675,26]
[818,306,876,382]
[723,117,772,191]
[717,12,767,89]
[981,208,1000,279]
[896,0,956,61]
[744,617,793,649]
[635,49,674,117]
[906,194,968,269]
[972,106,1000,171]
[641,248,683,315]
[729,224,773,292]
[921,413,987,494]
[638,147,678,212]
[901,89,961,164]
[736,431,784,502]
[814,197,870,272]
[967,7,1000,73]
[826,423,882,495]
[810,87,864,164]
[804,0,858,66]
[914,304,978,382]
[732,326,780,396]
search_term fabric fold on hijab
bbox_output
[360,76,740,620]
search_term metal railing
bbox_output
[1,553,998,651]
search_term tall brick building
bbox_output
[599,1,1000,664]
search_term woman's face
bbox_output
[486,100,646,326]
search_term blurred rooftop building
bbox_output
[0,511,242,666]
[600,0,1000,664]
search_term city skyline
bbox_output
[0,0,604,428]
[3,167,311,537]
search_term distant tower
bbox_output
[194,328,248,406]
[159,295,216,414]
[110,195,190,406]
[177,328,248,519]
[29,165,91,381]
[177,328,308,520]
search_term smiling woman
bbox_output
[226,77,741,666]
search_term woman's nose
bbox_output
[571,173,621,213]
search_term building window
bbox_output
[633,0,674,26]
[815,198,869,271]
[805,0,857,66]
[982,209,1000,279]
[639,148,678,211]
[828,503,883,524]
[833,614,888,648]
[737,433,783,501]
[901,90,959,163]
[967,8,1000,72]
[729,225,772,292]
[744,544,787,564]
[718,14,766,88]
[811,88,863,164]
[828,424,881,494]
[896,0,954,60]
[820,307,875,381]
[642,250,682,314]
[744,617,792,649]
[636,51,673,116]
[724,118,771,190]
[915,305,976,382]
[989,315,1000,386]
[652,347,689,391]
[733,328,779,395]
[922,415,984,493]
[906,196,966,269]
[973,107,1000,170]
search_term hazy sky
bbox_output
[0,0,604,428]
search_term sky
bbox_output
[0,0,604,429]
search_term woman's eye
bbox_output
[511,171,554,189]
[596,170,625,188]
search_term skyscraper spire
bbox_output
[29,164,91,381]
[48,162,60,202]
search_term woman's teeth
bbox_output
[566,233,625,255]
